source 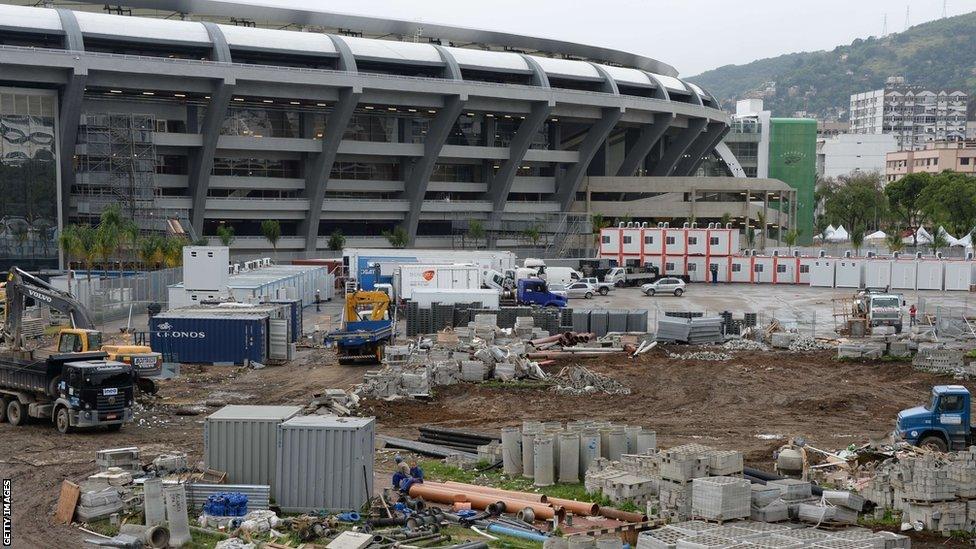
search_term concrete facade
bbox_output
[818,133,898,179]
[0,2,738,256]
[885,140,976,183]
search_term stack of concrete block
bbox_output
[74,486,126,521]
[637,525,687,549]
[658,481,695,522]
[766,478,816,519]
[460,360,487,382]
[704,450,744,477]
[825,529,889,547]
[750,484,788,522]
[913,346,967,375]
[429,361,461,385]
[906,500,968,533]
[640,523,910,549]
[673,533,735,548]
[492,362,516,380]
[660,445,709,483]
[619,452,661,478]
[950,456,976,498]
[691,476,751,521]
[603,472,658,504]
[823,490,866,513]
[770,332,797,349]
[88,467,133,487]
[797,502,858,525]
[478,440,503,464]
[837,342,885,359]
[96,447,142,474]
[906,462,956,502]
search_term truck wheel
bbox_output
[55,406,73,434]
[0,398,7,423]
[7,400,26,427]
[585,292,593,299]
[674,288,684,297]
[104,423,123,432]
[599,287,609,296]
[895,324,903,334]
[614,280,625,287]
[645,289,655,297]
[918,435,948,452]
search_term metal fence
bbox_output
[54,268,182,328]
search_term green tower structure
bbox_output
[768,118,817,245]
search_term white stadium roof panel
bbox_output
[341,35,443,64]
[598,65,652,87]
[531,56,601,80]
[687,82,708,98]
[444,47,530,72]
[0,4,63,32]
[74,10,211,44]
[650,73,687,92]
[218,24,337,55]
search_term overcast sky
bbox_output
[261,0,974,76]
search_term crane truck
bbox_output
[325,290,393,365]
[1,268,135,433]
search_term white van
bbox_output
[543,267,583,286]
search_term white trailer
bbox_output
[600,228,621,258]
[863,259,893,289]
[686,228,708,255]
[772,255,797,284]
[944,261,974,291]
[410,288,501,309]
[394,264,481,301]
[916,259,944,291]
[835,259,864,288]
[729,255,752,283]
[751,255,775,284]
[890,260,918,291]
[809,258,835,287]
[343,248,516,290]
[621,226,642,258]
[706,257,731,283]
[642,228,664,257]
[797,257,818,285]
[663,228,687,256]
[686,257,707,282]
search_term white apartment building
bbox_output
[850,77,968,151]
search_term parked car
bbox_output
[564,281,596,299]
[641,278,686,297]
[547,283,569,299]
[580,277,613,295]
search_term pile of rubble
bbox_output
[859,447,976,534]
[787,334,835,353]
[303,389,361,416]
[667,351,733,362]
[722,338,768,352]
[550,366,631,395]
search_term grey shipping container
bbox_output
[150,313,268,365]
[627,310,648,332]
[275,416,375,512]
[271,299,303,342]
[204,405,301,489]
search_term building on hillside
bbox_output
[817,121,850,138]
[0,1,742,269]
[711,100,816,244]
[817,133,898,180]
[850,77,968,151]
[885,140,976,183]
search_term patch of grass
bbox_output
[420,460,635,511]
[441,525,541,549]
[965,349,976,359]
[858,508,901,528]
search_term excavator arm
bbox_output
[2,267,96,351]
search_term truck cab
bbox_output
[58,360,135,431]
[895,385,975,451]
[57,329,162,388]
[517,278,567,308]
[854,290,904,333]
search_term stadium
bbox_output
[0,1,754,265]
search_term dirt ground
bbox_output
[2,346,972,548]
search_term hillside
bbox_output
[689,11,976,119]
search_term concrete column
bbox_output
[762,192,769,250]
[777,191,784,245]
[55,9,86,228]
[554,107,623,211]
[650,118,708,177]
[677,123,730,176]
[615,114,673,177]
[743,188,752,245]
[690,188,697,221]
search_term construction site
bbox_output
[5,246,976,549]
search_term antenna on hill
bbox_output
[882,13,888,36]
[904,4,910,30]
[943,0,948,18]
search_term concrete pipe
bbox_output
[501,427,523,476]
[636,431,657,454]
[595,536,621,549]
[143,477,166,527]
[442,481,547,503]
[407,484,562,521]
[598,507,647,523]
[162,484,191,548]
[546,428,563,473]
[546,497,599,517]
[516,507,536,523]
[579,429,602,478]
[558,432,581,484]
[543,421,562,431]
[607,426,627,461]
[533,434,555,487]
[567,535,596,549]
[118,524,170,548]
[523,420,543,432]
[521,430,537,479]
[595,423,612,458]
[624,426,643,454]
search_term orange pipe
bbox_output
[408,484,562,521]
[598,507,647,523]
[545,497,599,517]
[441,481,548,503]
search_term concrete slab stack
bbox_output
[691,476,751,521]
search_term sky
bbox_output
[255,0,975,76]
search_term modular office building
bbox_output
[0,1,738,265]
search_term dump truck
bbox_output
[853,288,905,334]
[895,385,976,452]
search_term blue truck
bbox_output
[517,278,567,308]
[895,385,976,452]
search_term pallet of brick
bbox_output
[95,447,142,474]
[774,528,834,546]
[691,476,751,521]
[906,499,968,533]
[828,529,889,548]
[729,521,790,536]
[603,472,657,504]
[637,526,688,549]
[460,361,486,382]
[660,446,708,482]
[704,450,743,476]
[822,490,866,512]
[751,499,788,522]
[874,531,911,548]
[750,484,781,508]
[747,536,804,549]
[766,478,812,501]
[906,463,956,502]
[797,503,858,525]
[948,459,976,498]
[674,533,736,549]
[659,480,694,521]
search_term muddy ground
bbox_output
[2,347,971,548]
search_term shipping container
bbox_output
[204,405,301,489]
[686,228,708,255]
[751,256,774,284]
[410,288,501,309]
[275,416,376,512]
[890,260,918,290]
[797,257,818,285]
[809,258,835,287]
[772,256,797,284]
[150,313,267,365]
[916,260,944,291]
[168,264,331,310]
[863,259,892,289]
[663,228,686,256]
[600,228,621,259]
[729,256,752,283]
[183,246,230,291]
[620,227,642,257]
[271,299,303,342]
[706,257,731,283]
[835,259,864,288]
[393,264,481,301]
[686,257,707,282]
[945,261,974,291]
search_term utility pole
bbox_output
[904,4,910,31]
[882,14,888,36]
[943,0,948,18]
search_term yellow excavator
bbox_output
[325,290,393,365]
[2,268,162,392]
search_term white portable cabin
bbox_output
[797,256,819,285]
[621,223,643,259]
[642,227,664,258]
[916,256,945,291]
[862,257,893,289]
[751,254,775,284]
[808,254,836,287]
[890,255,919,290]
[662,255,687,277]
[686,225,708,255]
[944,256,974,291]
[834,254,864,288]
[600,226,621,259]
[686,256,708,282]
[643,255,664,274]
[663,225,686,256]
[705,256,731,283]
[772,253,797,284]
[729,254,753,283]
[705,223,738,256]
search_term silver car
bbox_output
[563,281,596,299]
[641,278,686,297]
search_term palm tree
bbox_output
[328,229,346,252]
[850,225,865,256]
[886,231,905,254]
[261,219,281,257]
[746,227,756,249]
[138,236,163,270]
[118,219,140,271]
[755,211,768,251]
[58,225,83,293]
[95,223,120,275]
[216,225,235,247]
[162,236,185,268]
[784,229,800,254]
[382,226,409,248]
[930,231,949,255]
[720,212,733,228]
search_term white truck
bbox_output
[853,289,905,333]
[411,288,501,309]
[393,264,481,302]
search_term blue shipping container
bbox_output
[271,299,302,342]
[150,314,267,365]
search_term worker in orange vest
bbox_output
[909,304,917,327]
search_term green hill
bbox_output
[689,11,976,119]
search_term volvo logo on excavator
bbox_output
[27,288,53,303]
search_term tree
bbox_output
[467,220,486,248]
[819,173,887,232]
[850,225,865,255]
[784,229,800,253]
[328,229,346,252]
[261,219,281,256]
[95,222,120,274]
[719,212,733,227]
[814,215,829,241]
[886,231,905,253]
[885,173,932,246]
[746,227,756,249]
[383,226,409,248]
[755,211,767,251]
[919,172,976,237]
[930,230,949,255]
[58,225,83,293]
[591,213,611,247]
[162,236,185,268]
[138,236,165,270]
[522,224,542,247]
[216,225,235,246]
